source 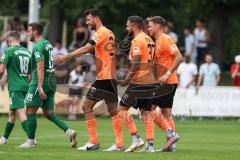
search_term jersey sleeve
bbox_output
[0,49,11,65]
[90,29,106,47]
[164,37,179,56]
[33,46,44,62]
[131,39,142,57]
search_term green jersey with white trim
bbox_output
[30,38,55,86]
[0,45,31,92]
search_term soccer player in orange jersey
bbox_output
[118,15,160,152]
[55,9,123,151]
[147,16,183,152]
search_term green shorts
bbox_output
[9,91,27,110]
[24,85,55,110]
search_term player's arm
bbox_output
[0,50,9,79]
[36,61,47,100]
[0,63,6,79]
[160,43,183,84]
[54,43,93,64]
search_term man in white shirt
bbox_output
[177,55,198,88]
[197,54,221,87]
[52,40,68,57]
[184,27,197,63]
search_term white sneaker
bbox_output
[138,142,154,153]
[103,144,125,152]
[66,129,77,148]
[18,139,36,148]
[125,137,144,152]
[0,137,7,145]
[78,142,100,151]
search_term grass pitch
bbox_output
[0,116,240,160]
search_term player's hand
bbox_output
[117,78,131,86]
[159,73,170,85]
[54,55,67,64]
[38,87,47,100]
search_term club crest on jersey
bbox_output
[170,44,177,50]
[133,47,139,55]
[34,52,40,58]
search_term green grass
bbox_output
[0,116,240,160]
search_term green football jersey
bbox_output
[0,45,31,92]
[31,38,55,86]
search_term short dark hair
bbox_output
[147,16,166,26]
[197,18,205,24]
[28,22,43,35]
[127,15,144,29]
[7,31,20,40]
[84,9,103,21]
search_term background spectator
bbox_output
[177,55,198,88]
[52,40,68,57]
[231,55,240,86]
[53,40,69,84]
[197,54,221,88]
[194,18,211,66]
[164,21,178,43]
[184,27,197,63]
[69,18,90,51]
[68,65,86,120]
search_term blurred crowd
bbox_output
[1,16,240,119]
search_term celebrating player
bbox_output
[19,23,77,148]
[54,9,124,151]
[147,16,182,151]
[0,31,30,145]
[117,15,157,152]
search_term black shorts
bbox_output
[119,83,158,111]
[152,84,177,108]
[86,79,118,103]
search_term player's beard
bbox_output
[89,24,96,30]
[29,35,35,42]
[128,31,134,38]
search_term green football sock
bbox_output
[3,122,15,139]
[47,114,69,132]
[27,114,37,139]
[21,120,28,136]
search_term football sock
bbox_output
[118,110,138,135]
[142,113,154,141]
[3,122,14,139]
[46,114,69,132]
[111,114,124,147]
[151,110,170,131]
[86,118,98,144]
[167,116,176,132]
[27,114,37,139]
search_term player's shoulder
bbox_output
[97,26,114,37]
[132,32,149,44]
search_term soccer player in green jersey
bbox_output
[19,23,77,148]
[0,31,30,145]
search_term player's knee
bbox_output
[82,105,92,113]
[161,109,171,118]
